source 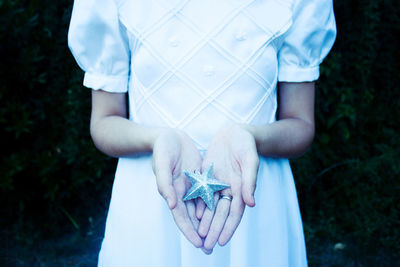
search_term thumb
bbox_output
[156,169,178,209]
[240,154,259,207]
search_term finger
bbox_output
[218,196,245,246]
[156,169,178,209]
[240,153,259,207]
[186,200,199,230]
[172,200,203,248]
[198,193,219,238]
[195,198,206,220]
[202,247,213,255]
[203,195,231,251]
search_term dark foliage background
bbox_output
[1,0,399,266]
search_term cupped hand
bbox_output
[197,125,259,252]
[152,129,203,248]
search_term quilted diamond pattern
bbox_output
[120,0,293,148]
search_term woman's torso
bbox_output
[118,0,293,149]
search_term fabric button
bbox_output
[168,36,180,47]
[235,31,247,41]
[203,65,215,76]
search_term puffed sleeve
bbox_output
[277,0,337,82]
[68,0,130,93]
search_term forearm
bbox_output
[89,89,177,157]
[90,116,167,157]
[242,81,316,158]
[242,117,315,159]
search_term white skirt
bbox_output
[98,154,307,267]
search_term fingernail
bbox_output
[202,248,213,255]
[166,198,173,209]
[194,239,203,248]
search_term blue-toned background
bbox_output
[1,0,399,265]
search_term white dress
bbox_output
[68,0,336,266]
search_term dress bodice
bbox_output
[122,0,293,149]
[68,0,336,149]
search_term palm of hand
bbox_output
[152,127,259,252]
[152,130,203,247]
[198,125,259,252]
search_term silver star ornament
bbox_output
[182,165,230,210]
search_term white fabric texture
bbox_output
[68,0,336,266]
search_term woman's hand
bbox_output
[197,125,259,253]
[152,129,203,248]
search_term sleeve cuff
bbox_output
[83,72,128,93]
[278,65,320,82]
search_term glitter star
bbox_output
[183,165,230,210]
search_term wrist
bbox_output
[224,123,257,141]
[228,123,261,153]
[214,123,257,147]
[150,127,184,151]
